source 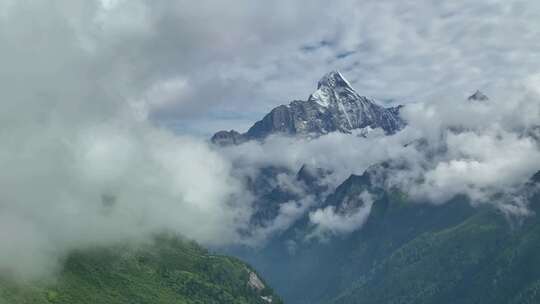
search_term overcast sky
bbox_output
[121,0,540,135]
[1,0,540,281]
[7,0,535,136]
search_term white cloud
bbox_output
[400,129,540,204]
[248,196,317,245]
[0,0,254,281]
[309,191,374,238]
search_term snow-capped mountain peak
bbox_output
[317,70,354,90]
[211,71,405,145]
[309,70,358,108]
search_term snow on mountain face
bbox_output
[304,71,405,135]
[309,70,356,108]
[211,71,405,145]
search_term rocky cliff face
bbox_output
[212,71,405,145]
[210,130,246,146]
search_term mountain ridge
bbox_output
[211,71,405,145]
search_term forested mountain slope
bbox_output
[0,237,281,304]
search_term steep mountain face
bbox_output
[211,71,404,145]
[0,236,282,304]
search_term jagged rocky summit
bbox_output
[211,71,405,145]
[468,90,489,102]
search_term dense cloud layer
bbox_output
[0,0,257,281]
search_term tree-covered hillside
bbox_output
[331,208,540,304]
[0,236,281,304]
[329,172,540,304]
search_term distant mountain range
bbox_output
[212,71,405,145]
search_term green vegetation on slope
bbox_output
[331,201,540,303]
[0,236,282,304]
